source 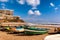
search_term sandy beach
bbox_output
[0,26,56,40]
[0,31,48,40]
[0,0,60,40]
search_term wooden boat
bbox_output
[4,25,49,34]
[5,26,24,33]
[4,26,10,30]
[25,29,48,35]
[27,27,49,31]
[0,26,10,31]
[15,26,24,32]
[11,27,24,33]
[24,26,49,35]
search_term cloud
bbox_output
[50,3,55,7]
[17,0,41,16]
[17,0,40,9]
[17,0,25,5]
[34,10,41,16]
[26,0,40,9]
[28,10,41,16]
[0,0,8,2]
[55,7,58,10]
[0,0,14,3]
[26,0,40,6]
[28,10,34,15]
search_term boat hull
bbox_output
[24,29,48,35]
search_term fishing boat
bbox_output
[25,29,48,35]
[4,25,49,34]
[15,26,24,32]
[0,26,10,31]
[10,26,24,32]
[6,26,24,33]
[4,26,10,31]
[24,26,49,35]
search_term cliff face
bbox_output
[0,10,24,23]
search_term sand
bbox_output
[0,26,56,40]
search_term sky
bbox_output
[0,0,60,24]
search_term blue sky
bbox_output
[0,0,60,24]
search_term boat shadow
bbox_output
[7,32,43,36]
[15,34,42,36]
[48,32,60,35]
